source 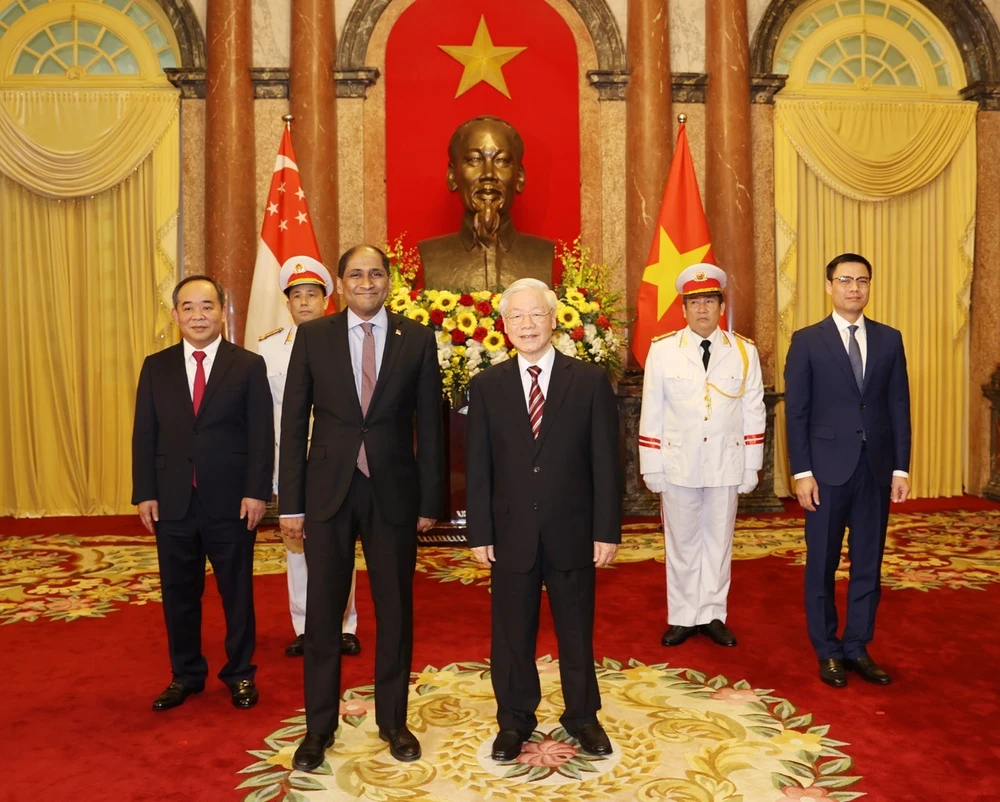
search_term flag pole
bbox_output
[282,114,294,130]
[677,113,686,125]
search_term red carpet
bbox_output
[3,503,1000,800]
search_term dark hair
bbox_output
[683,291,724,306]
[826,253,872,281]
[448,116,525,163]
[172,275,226,308]
[337,245,391,278]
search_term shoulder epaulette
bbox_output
[734,332,755,344]
[258,327,285,342]
[651,330,679,343]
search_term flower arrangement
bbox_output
[384,235,626,407]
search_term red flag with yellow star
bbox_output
[632,123,715,368]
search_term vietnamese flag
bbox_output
[245,124,334,349]
[631,123,715,368]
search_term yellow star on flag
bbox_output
[641,227,712,319]
[439,16,526,99]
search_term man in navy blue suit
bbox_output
[784,253,911,689]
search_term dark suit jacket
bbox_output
[784,315,911,487]
[131,340,274,521]
[278,311,444,526]
[465,350,623,573]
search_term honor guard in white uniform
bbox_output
[638,264,765,648]
[257,256,361,658]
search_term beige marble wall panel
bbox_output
[338,98,366,252]
[181,99,206,275]
[751,104,776,384]
[254,99,291,232]
[601,101,627,298]
[252,0,290,66]
[969,111,1000,494]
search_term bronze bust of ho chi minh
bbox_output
[418,115,555,291]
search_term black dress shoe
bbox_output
[661,625,697,647]
[845,656,892,685]
[152,681,203,711]
[491,729,528,761]
[341,632,361,656]
[293,732,334,772]
[699,619,737,647]
[819,658,847,688]
[566,722,612,756]
[379,726,421,762]
[230,678,259,709]
[285,634,304,657]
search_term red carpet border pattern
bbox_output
[236,657,862,802]
[3,509,1000,624]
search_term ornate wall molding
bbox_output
[153,0,206,69]
[670,73,787,104]
[336,0,626,98]
[750,0,1000,105]
[165,68,290,99]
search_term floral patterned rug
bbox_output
[236,657,862,802]
[3,509,999,624]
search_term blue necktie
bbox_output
[848,324,864,393]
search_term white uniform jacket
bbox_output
[257,325,296,495]
[639,327,765,489]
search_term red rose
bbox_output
[472,326,488,342]
[475,300,493,317]
[451,329,467,344]
[596,314,610,329]
[580,288,590,297]
[571,326,585,341]
[459,293,475,307]
[494,317,505,333]
[429,308,445,326]
[408,290,420,301]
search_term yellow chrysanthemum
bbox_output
[556,304,582,329]
[431,291,460,312]
[456,311,478,335]
[478,316,495,330]
[483,331,506,352]
[474,290,493,302]
[441,317,457,332]
[424,289,440,302]
[453,345,467,357]
[437,330,452,344]
[490,294,501,310]
[407,308,429,326]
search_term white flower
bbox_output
[552,331,578,358]
[584,324,597,341]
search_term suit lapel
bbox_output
[680,328,704,371]
[195,340,236,420]
[501,359,535,449]
[327,313,363,420]
[534,351,574,455]
[366,313,404,419]
[819,316,859,394]
[862,317,879,397]
[706,331,735,377]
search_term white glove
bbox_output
[643,472,666,494]
[738,469,759,495]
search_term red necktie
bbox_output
[192,350,206,486]
[527,365,544,440]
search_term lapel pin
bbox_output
[394,329,401,336]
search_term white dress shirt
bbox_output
[793,313,906,481]
[182,335,222,400]
[516,345,556,410]
[346,307,388,396]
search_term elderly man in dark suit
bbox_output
[466,277,623,762]
[132,275,273,712]
[785,253,911,689]
[280,245,444,772]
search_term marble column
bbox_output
[705,0,755,338]
[205,0,255,344]
[290,0,339,268]
[625,0,671,362]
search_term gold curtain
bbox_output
[0,92,178,516]
[773,98,977,499]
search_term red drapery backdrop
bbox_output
[385,0,580,285]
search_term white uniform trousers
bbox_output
[660,484,739,627]
[287,551,358,637]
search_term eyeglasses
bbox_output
[831,276,871,288]
[504,312,551,327]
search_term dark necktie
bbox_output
[192,350,206,486]
[848,324,864,392]
[527,365,544,440]
[357,322,376,476]
[700,339,711,371]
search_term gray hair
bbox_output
[499,278,558,317]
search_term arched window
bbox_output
[773,0,964,96]
[0,0,179,84]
